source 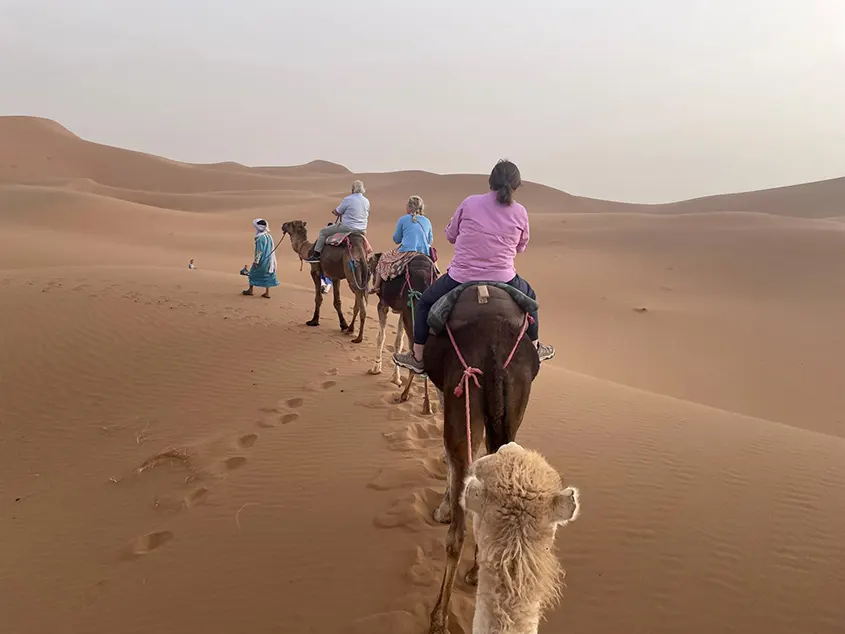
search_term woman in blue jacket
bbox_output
[371,195,434,295]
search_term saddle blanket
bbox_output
[326,232,373,256]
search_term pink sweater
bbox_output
[445,191,530,283]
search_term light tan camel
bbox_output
[459,442,580,634]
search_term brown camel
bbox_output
[421,283,540,634]
[367,252,437,414]
[281,220,370,344]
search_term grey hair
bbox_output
[407,195,425,219]
[351,180,366,194]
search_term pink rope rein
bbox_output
[503,313,534,369]
[445,323,482,465]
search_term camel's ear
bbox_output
[461,475,486,514]
[550,486,580,526]
[303,221,307,227]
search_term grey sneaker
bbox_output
[303,250,321,263]
[537,342,556,362]
[393,350,425,375]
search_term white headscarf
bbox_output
[253,218,269,236]
[252,218,276,274]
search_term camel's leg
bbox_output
[400,372,415,402]
[345,282,359,335]
[396,309,414,394]
[347,303,358,335]
[368,304,389,375]
[331,278,348,331]
[422,377,433,415]
[306,270,322,327]
[465,545,479,587]
[352,291,366,344]
[390,315,406,387]
[429,447,468,634]
[433,447,453,524]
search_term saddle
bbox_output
[427,282,538,336]
[326,231,373,256]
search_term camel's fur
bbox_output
[422,285,541,634]
[281,220,370,343]
[368,251,436,414]
[461,442,580,634]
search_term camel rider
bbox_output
[393,159,555,375]
[370,195,433,295]
[303,180,370,263]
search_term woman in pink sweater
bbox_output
[393,160,554,374]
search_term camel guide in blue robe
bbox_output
[243,218,279,298]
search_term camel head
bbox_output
[462,441,580,530]
[460,442,580,620]
[281,220,308,241]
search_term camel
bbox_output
[367,252,437,414]
[280,220,370,344]
[420,282,542,634]
[461,442,580,634]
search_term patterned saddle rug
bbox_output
[326,231,373,257]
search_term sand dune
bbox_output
[2,117,844,634]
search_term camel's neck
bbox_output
[289,233,313,259]
[473,583,541,634]
[471,530,561,634]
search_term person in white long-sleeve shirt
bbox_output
[304,180,369,262]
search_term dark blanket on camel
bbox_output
[428,282,538,335]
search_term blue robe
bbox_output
[249,232,279,288]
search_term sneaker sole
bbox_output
[393,358,426,376]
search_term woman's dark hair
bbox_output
[488,159,522,205]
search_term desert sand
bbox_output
[1,116,844,633]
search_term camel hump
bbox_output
[428,282,538,335]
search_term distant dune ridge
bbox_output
[2,115,844,216]
[1,115,844,634]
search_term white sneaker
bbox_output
[536,342,555,362]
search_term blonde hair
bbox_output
[407,195,425,222]
[351,180,366,194]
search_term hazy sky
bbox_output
[2,0,844,202]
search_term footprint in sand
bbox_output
[387,409,415,422]
[368,461,439,491]
[184,487,209,508]
[321,380,337,389]
[348,611,420,634]
[384,421,443,452]
[421,456,447,480]
[280,413,300,425]
[224,456,248,471]
[125,530,174,559]
[286,397,304,408]
[374,488,443,532]
[325,368,339,376]
[238,433,258,448]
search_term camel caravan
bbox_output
[277,164,580,633]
